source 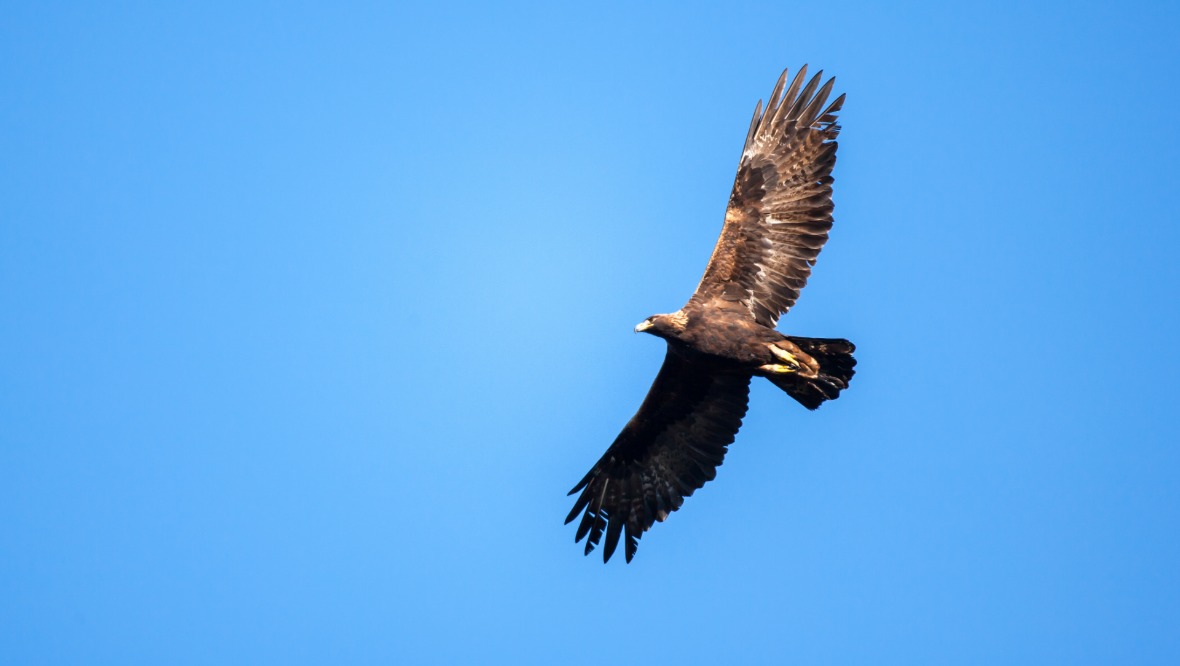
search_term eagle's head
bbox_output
[634,310,689,338]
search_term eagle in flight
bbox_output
[566,66,856,563]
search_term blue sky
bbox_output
[3,1,1179,663]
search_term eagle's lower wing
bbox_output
[691,66,844,326]
[566,352,750,562]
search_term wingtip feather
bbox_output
[743,98,764,148]
[770,66,809,127]
[802,77,836,125]
[603,516,623,562]
[786,70,824,121]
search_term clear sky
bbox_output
[3,2,1179,664]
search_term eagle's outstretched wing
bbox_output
[691,65,844,326]
[565,352,750,562]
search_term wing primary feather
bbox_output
[574,508,594,542]
[577,477,610,547]
[624,522,640,563]
[564,488,592,525]
[786,70,824,121]
[584,508,606,555]
[818,93,846,124]
[583,517,603,556]
[590,478,614,554]
[765,68,790,113]
[567,471,592,496]
[801,77,836,125]
[603,514,624,563]
[769,65,809,129]
[744,99,764,149]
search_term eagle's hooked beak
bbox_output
[634,320,654,333]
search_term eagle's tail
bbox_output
[765,337,856,410]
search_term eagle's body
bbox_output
[566,66,856,563]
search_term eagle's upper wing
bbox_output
[690,66,844,326]
[565,352,750,563]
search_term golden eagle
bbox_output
[566,66,856,563]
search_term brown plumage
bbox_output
[566,66,856,563]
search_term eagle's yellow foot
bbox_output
[766,341,820,378]
[769,345,801,366]
[759,363,798,374]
